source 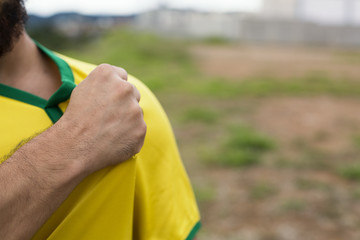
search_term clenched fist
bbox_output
[57,64,146,174]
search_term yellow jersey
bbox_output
[0,42,200,240]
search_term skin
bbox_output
[0,30,146,240]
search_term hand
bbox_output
[57,64,146,174]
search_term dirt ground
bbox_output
[191,44,360,81]
[172,44,360,240]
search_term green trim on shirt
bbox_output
[36,42,76,108]
[186,221,201,240]
[45,106,64,123]
[0,41,76,123]
[0,83,47,108]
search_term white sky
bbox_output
[26,0,262,16]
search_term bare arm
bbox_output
[0,124,87,240]
[0,64,146,240]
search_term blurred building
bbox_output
[262,0,360,25]
[27,13,135,38]
[262,0,299,19]
[135,5,360,47]
[135,8,246,39]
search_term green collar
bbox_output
[0,41,76,123]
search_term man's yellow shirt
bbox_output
[0,42,200,239]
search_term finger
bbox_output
[112,66,128,81]
[132,84,141,102]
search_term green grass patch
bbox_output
[339,164,360,181]
[226,126,275,151]
[193,184,216,204]
[202,125,275,167]
[181,107,219,124]
[351,187,360,200]
[280,199,306,213]
[249,183,278,201]
[352,135,360,148]
[201,36,230,45]
[334,50,360,64]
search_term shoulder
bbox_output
[56,54,201,237]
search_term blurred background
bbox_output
[26,0,360,239]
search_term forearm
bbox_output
[0,123,86,240]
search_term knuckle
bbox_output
[140,122,147,136]
[119,67,128,80]
[112,81,125,94]
[134,104,144,117]
[137,122,147,141]
[96,64,113,77]
[134,88,141,101]
[112,81,129,99]
[98,63,112,70]
[122,82,134,95]
[128,104,141,117]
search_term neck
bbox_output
[0,32,61,99]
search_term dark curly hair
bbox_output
[0,0,28,57]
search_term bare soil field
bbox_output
[171,44,360,240]
[191,44,360,81]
